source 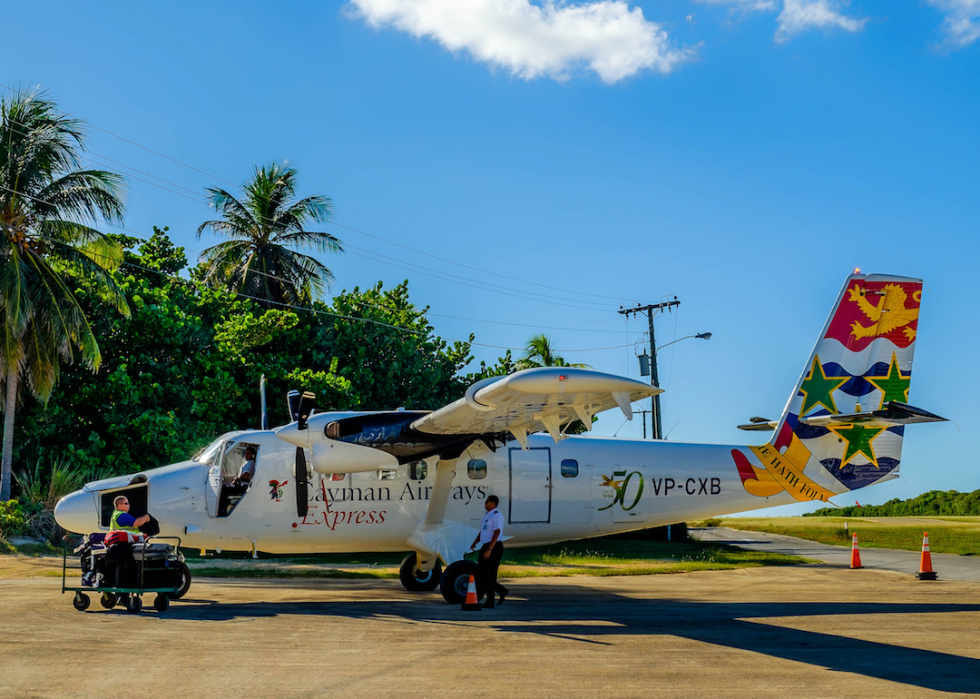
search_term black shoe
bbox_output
[482,602,495,609]
[498,590,508,606]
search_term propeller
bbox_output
[297,391,316,430]
[286,390,301,422]
[295,447,309,519]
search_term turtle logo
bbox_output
[268,479,287,502]
[599,470,644,511]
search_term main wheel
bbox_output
[72,592,90,611]
[399,553,443,592]
[126,595,143,614]
[153,594,170,613]
[100,592,118,609]
[439,560,479,604]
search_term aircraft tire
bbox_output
[168,562,192,599]
[399,553,442,592]
[72,592,90,611]
[439,560,478,604]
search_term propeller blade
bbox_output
[295,447,309,519]
[286,390,301,422]
[297,391,316,430]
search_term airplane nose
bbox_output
[54,490,98,534]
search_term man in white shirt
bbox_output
[470,495,509,608]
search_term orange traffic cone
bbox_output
[461,574,482,611]
[916,532,938,580]
[850,533,863,569]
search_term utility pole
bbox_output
[619,298,680,440]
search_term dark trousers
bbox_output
[477,542,508,606]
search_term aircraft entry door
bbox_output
[509,447,551,524]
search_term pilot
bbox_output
[232,447,257,487]
[470,495,509,609]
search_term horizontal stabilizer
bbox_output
[737,421,778,432]
[799,402,948,428]
[412,367,661,444]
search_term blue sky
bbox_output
[4,1,978,514]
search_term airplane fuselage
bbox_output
[56,427,806,556]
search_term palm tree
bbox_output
[514,334,591,371]
[0,88,129,500]
[196,162,342,306]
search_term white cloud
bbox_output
[346,0,694,83]
[927,0,980,48]
[695,0,866,43]
[775,0,867,43]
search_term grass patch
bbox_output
[187,539,808,580]
[0,540,59,556]
[720,517,980,556]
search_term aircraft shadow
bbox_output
[160,583,980,693]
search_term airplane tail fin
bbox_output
[732,273,943,504]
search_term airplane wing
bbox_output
[411,367,662,448]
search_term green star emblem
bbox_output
[798,355,848,416]
[866,352,910,408]
[829,424,886,467]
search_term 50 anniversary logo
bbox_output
[599,470,643,511]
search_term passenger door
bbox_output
[509,447,551,523]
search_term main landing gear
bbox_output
[439,560,478,604]
[399,553,442,592]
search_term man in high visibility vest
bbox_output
[106,495,151,588]
[111,495,151,532]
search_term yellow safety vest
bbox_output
[110,510,141,533]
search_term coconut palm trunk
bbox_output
[0,369,16,501]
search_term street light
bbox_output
[638,332,712,439]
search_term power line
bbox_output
[0,183,634,355]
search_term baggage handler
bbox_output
[470,495,509,609]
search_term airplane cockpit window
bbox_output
[560,459,579,478]
[409,461,427,480]
[195,438,225,465]
[467,459,487,480]
[207,441,260,517]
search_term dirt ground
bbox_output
[2,557,980,698]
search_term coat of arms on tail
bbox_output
[732,273,946,502]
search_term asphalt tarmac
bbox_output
[2,566,979,698]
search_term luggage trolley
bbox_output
[63,534,189,614]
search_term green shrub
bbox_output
[0,500,29,539]
[701,517,723,528]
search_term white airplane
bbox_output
[55,272,945,603]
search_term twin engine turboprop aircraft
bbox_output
[55,273,946,603]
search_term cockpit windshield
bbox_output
[194,438,226,465]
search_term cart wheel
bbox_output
[167,562,192,599]
[126,595,143,614]
[153,594,170,613]
[72,592,90,611]
[100,592,118,609]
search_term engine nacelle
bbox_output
[310,439,399,475]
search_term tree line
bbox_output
[805,490,980,517]
[0,86,579,511]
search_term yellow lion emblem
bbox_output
[847,284,919,342]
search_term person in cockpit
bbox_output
[232,447,257,488]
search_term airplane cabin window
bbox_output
[378,469,398,480]
[326,473,346,481]
[560,459,579,478]
[410,461,428,480]
[467,459,487,480]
